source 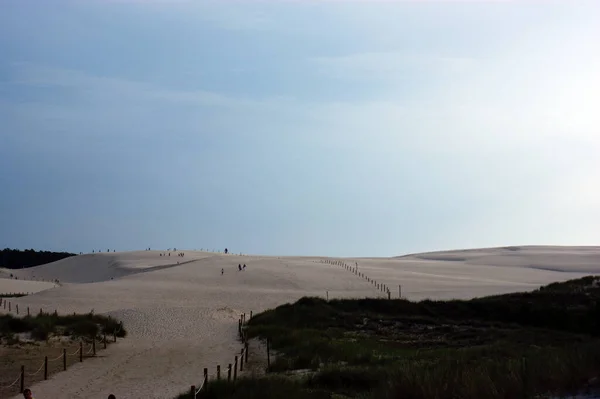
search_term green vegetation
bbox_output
[178,276,600,399]
[0,311,126,342]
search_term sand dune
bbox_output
[1,246,599,399]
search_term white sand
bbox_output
[1,246,599,399]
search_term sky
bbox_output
[1,0,599,257]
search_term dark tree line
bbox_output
[1,248,77,269]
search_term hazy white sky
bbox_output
[1,0,599,256]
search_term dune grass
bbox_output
[177,275,600,399]
[175,377,331,399]
[0,311,126,341]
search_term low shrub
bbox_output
[0,312,126,340]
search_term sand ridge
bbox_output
[1,246,600,398]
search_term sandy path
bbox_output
[0,247,599,398]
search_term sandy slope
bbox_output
[1,246,599,399]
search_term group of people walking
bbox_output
[221,264,247,275]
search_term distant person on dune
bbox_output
[238,264,241,271]
[243,264,246,270]
[221,268,224,275]
[225,248,228,254]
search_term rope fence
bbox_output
[26,361,45,377]
[192,378,205,398]
[188,312,254,398]
[0,309,124,396]
[47,353,65,363]
[3,373,21,389]
[68,347,81,357]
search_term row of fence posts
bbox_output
[6,327,122,395]
[0,303,123,395]
[321,259,403,300]
[0,298,63,318]
[191,310,266,398]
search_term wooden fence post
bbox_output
[16,304,19,314]
[204,367,208,388]
[250,311,253,320]
[93,337,96,355]
[245,342,249,363]
[267,338,271,371]
[27,306,30,316]
[240,348,244,371]
[113,330,117,343]
[399,284,402,298]
[326,291,329,301]
[217,365,221,380]
[20,365,24,393]
[63,348,67,371]
[190,386,195,396]
[8,302,11,311]
[44,356,48,380]
[388,291,391,300]
[228,364,232,381]
[522,357,528,398]
[80,341,83,362]
[234,356,238,380]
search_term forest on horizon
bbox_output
[1,248,77,269]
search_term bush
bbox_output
[0,312,126,340]
[0,314,32,334]
[65,319,99,338]
[308,367,384,394]
[31,320,55,341]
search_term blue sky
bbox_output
[1,0,599,257]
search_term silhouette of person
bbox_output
[221,268,224,275]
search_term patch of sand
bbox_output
[0,246,599,399]
[0,278,57,295]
